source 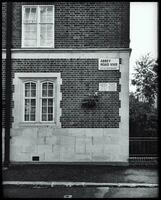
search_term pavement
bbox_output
[2,164,158,183]
[2,165,159,198]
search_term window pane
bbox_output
[30,114,35,121]
[42,82,47,90]
[25,99,30,114]
[42,99,47,106]
[48,107,53,114]
[42,107,47,114]
[40,24,53,47]
[48,90,53,97]
[48,114,53,121]
[40,6,53,23]
[24,8,30,22]
[40,25,46,46]
[48,82,53,97]
[42,90,47,97]
[23,23,37,39]
[40,7,47,23]
[31,82,36,90]
[24,7,37,23]
[46,7,53,22]
[24,92,36,121]
[48,99,53,106]
[25,115,29,121]
[31,90,36,97]
[47,24,53,40]
[42,114,47,121]
[48,83,53,90]
[31,99,36,106]
[23,24,37,47]
[31,107,36,114]
[25,82,30,90]
[30,8,37,23]
[25,90,30,97]
[42,82,48,97]
[25,82,36,97]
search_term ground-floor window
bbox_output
[23,80,55,122]
[13,73,62,127]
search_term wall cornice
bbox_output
[2,48,132,59]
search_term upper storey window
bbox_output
[22,5,54,48]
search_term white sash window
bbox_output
[22,5,54,48]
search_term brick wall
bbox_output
[2,60,6,128]
[2,59,120,128]
[2,2,7,48]
[2,2,130,49]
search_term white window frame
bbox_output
[22,5,55,48]
[22,79,56,123]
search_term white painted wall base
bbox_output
[9,127,128,163]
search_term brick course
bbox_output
[2,2,130,49]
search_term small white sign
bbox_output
[99,58,119,70]
[99,83,117,91]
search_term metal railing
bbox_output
[129,137,158,157]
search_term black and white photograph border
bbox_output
[2,1,158,198]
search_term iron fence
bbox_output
[129,137,158,157]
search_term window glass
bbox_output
[24,7,37,23]
[24,99,36,121]
[46,7,53,22]
[41,82,54,121]
[48,82,53,97]
[24,82,36,121]
[23,24,37,47]
[48,114,53,121]
[40,24,53,47]
[30,8,37,23]
[24,8,30,22]
[40,6,53,23]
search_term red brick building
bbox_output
[2,2,131,164]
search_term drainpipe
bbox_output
[4,2,12,167]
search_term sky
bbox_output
[129,2,158,91]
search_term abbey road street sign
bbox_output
[99,58,119,70]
